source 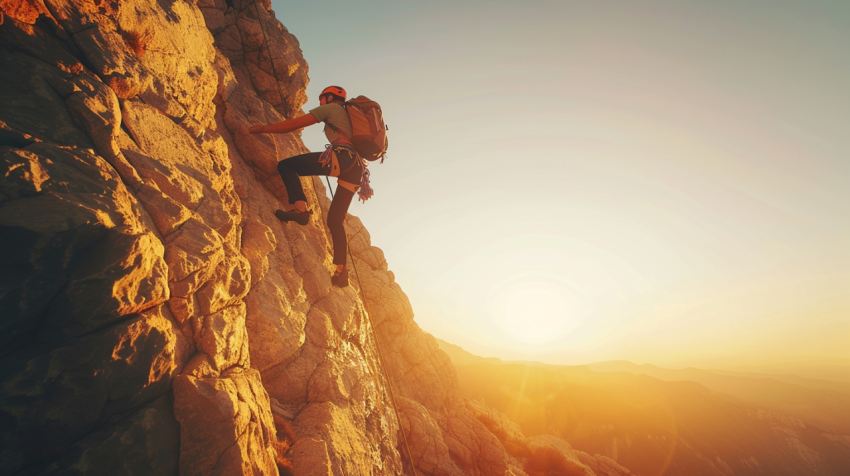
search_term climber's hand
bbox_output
[248,125,264,134]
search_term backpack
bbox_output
[345,96,388,162]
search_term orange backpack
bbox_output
[345,96,388,162]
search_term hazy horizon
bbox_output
[275,0,850,369]
[435,335,850,378]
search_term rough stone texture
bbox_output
[524,436,597,476]
[344,213,515,475]
[467,399,528,455]
[173,369,277,476]
[0,0,53,25]
[466,402,633,476]
[288,438,333,476]
[202,0,308,118]
[203,2,407,473]
[0,305,189,474]
[575,453,635,476]
[0,1,635,476]
[397,396,466,476]
[0,142,142,351]
[34,395,182,476]
[0,2,272,474]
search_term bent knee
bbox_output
[277,160,291,175]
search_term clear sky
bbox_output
[271,0,850,369]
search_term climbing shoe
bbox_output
[331,266,349,288]
[275,209,311,226]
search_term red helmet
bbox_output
[320,85,347,101]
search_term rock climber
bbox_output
[248,85,364,288]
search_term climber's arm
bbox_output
[248,113,319,134]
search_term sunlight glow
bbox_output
[493,280,587,345]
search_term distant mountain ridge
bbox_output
[584,360,850,435]
[436,339,850,433]
[434,338,563,369]
[589,360,850,394]
[435,338,850,392]
[436,338,850,476]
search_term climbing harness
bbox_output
[318,139,374,202]
[252,1,416,473]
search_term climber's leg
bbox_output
[275,152,329,224]
[276,152,328,204]
[327,186,355,287]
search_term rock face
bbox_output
[0,1,631,475]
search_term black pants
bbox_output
[277,148,362,266]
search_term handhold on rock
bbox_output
[269,398,295,419]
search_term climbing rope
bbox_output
[250,0,419,472]
[325,177,420,476]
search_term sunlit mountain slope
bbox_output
[586,361,850,434]
[437,340,850,476]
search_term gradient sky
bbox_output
[271,0,850,368]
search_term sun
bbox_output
[491,279,587,346]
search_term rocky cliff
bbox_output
[0,1,632,475]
